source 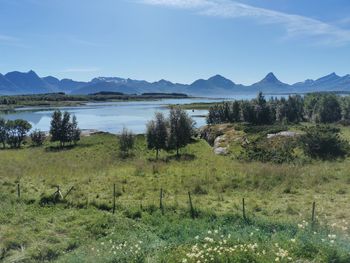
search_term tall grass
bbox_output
[0,133,349,262]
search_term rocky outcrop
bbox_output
[200,124,233,155]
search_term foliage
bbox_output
[301,125,349,160]
[304,93,342,123]
[30,129,46,146]
[240,135,299,164]
[146,112,168,159]
[50,110,80,147]
[207,93,304,126]
[0,117,7,148]
[207,93,350,126]
[70,115,81,145]
[168,107,195,156]
[5,119,32,148]
[119,127,135,157]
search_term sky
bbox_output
[0,0,350,85]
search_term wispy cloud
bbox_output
[62,67,101,73]
[142,0,350,46]
[70,37,109,47]
[0,34,29,48]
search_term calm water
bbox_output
[0,95,266,134]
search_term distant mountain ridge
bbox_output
[1,70,350,96]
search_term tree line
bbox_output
[119,107,195,159]
[0,110,80,149]
[207,92,350,125]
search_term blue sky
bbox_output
[1,0,350,85]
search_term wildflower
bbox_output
[290,239,296,243]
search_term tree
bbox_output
[70,115,81,145]
[30,129,46,146]
[50,110,62,145]
[6,119,32,148]
[119,127,135,157]
[0,118,7,148]
[340,96,350,121]
[50,110,80,147]
[241,100,256,123]
[146,112,168,159]
[253,92,272,125]
[168,107,195,157]
[61,111,72,146]
[304,93,341,123]
[301,125,349,160]
[315,94,341,123]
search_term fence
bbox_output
[13,182,319,225]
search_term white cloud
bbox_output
[142,0,350,46]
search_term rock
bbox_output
[214,135,226,148]
[267,131,298,139]
[214,147,228,155]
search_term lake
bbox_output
[0,94,283,134]
[0,98,225,134]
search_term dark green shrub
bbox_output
[301,125,349,160]
[30,129,46,146]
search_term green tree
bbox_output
[340,96,350,121]
[61,111,72,146]
[241,100,256,123]
[231,101,241,122]
[6,119,32,148]
[50,110,80,147]
[119,128,135,157]
[168,107,195,157]
[315,94,341,123]
[30,129,46,146]
[253,92,272,125]
[304,93,341,123]
[0,118,7,148]
[50,110,63,145]
[146,112,168,159]
[70,115,81,145]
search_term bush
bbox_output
[30,129,46,146]
[301,125,349,160]
[119,128,135,157]
[240,136,299,164]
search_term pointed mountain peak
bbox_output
[316,72,341,82]
[262,72,279,82]
[329,72,339,78]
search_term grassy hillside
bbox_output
[1,132,350,262]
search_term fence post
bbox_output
[113,184,116,214]
[63,186,74,199]
[242,198,246,221]
[311,201,316,224]
[188,191,195,219]
[17,183,20,199]
[159,188,164,215]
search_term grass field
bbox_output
[1,130,350,262]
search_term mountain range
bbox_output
[0,70,350,96]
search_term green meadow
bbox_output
[1,130,350,262]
